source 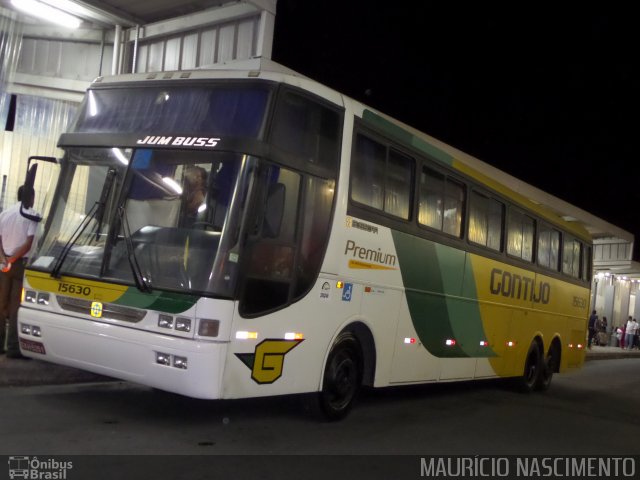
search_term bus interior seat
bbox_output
[125,198,180,234]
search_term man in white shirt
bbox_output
[625,317,639,350]
[0,185,38,358]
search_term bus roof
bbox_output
[91,57,630,244]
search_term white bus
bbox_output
[18,59,591,420]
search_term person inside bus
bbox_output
[0,185,38,359]
[182,165,208,226]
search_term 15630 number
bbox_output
[57,282,91,296]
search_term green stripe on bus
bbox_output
[362,109,454,166]
[115,288,197,314]
[392,231,496,358]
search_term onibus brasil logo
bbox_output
[8,456,72,479]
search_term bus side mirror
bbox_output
[263,182,285,238]
[20,156,58,223]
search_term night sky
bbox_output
[272,2,639,257]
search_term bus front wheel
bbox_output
[318,332,363,421]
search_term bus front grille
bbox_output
[57,296,146,323]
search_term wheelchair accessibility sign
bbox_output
[342,283,353,302]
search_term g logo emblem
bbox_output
[236,339,303,384]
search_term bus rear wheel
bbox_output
[318,332,363,421]
[535,343,559,391]
[515,341,542,393]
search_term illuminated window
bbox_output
[419,166,464,237]
[538,224,560,271]
[351,133,414,220]
[468,191,503,251]
[562,235,581,278]
[507,209,535,262]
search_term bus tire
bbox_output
[535,342,559,391]
[318,331,363,421]
[515,341,542,393]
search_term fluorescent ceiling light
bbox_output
[11,0,82,29]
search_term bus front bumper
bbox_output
[17,307,228,399]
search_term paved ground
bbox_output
[2,344,639,388]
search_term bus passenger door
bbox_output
[359,286,403,386]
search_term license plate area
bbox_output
[20,338,46,355]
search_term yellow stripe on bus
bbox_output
[348,259,398,270]
[467,255,589,376]
[25,269,128,302]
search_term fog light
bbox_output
[198,319,220,337]
[158,314,174,329]
[173,356,188,369]
[156,352,171,366]
[37,293,50,306]
[175,317,191,332]
[31,326,42,337]
[25,290,37,303]
[21,324,32,335]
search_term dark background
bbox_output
[272,2,639,257]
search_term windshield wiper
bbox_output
[118,205,152,293]
[51,202,99,278]
[51,168,118,278]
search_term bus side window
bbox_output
[538,224,560,271]
[294,176,335,299]
[419,166,465,237]
[270,90,341,172]
[507,209,535,262]
[562,234,581,278]
[351,134,413,219]
[351,134,386,210]
[240,167,301,316]
[468,190,503,251]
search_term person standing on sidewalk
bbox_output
[588,310,598,349]
[617,320,627,349]
[624,317,638,350]
[0,185,38,358]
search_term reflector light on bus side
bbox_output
[284,332,304,340]
[236,331,258,340]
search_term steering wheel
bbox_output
[191,221,220,232]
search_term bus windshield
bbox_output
[34,147,258,298]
